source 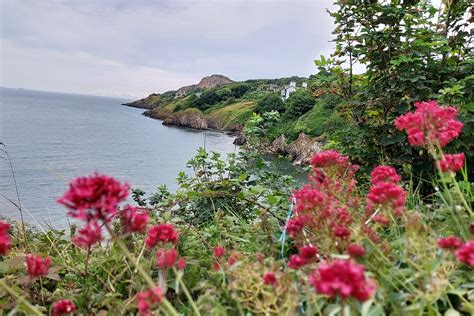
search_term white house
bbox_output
[281,81,297,100]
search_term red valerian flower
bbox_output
[394,100,463,148]
[347,243,366,258]
[72,221,102,249]
[370,166,401,185]
[438,153,465,173]
[0,220,11,256]
[58,173,129,223]
[145,224,179,249]
[309,259,376,302]
[263,272,278,286]
[288,254,306,269]
[367,182,407,215]
[227,255,238,266]
[156,248,178,270]
[294,186,324,213]
[333,225,351,239]
[213,246,225,258]
[372,214,391,226]
[121,205,149,233]
[177,257,186,270]
[136,287,164,315]
[51,299,77,316]
[26,254,51,279]
[437,236,463,250]
[299,245,318,260]
[310,150,349,169]
[455,240,474,267]
[286,216,305,237]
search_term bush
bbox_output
[255,93,285,114]
[284,89,316,118]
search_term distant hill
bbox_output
[123,74,234,109]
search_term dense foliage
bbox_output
[1,101,473,315]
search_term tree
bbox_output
[255,93,285,114]
[285,90,316,119]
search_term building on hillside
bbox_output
[281,81,297,100]
[267,84,279,92]
[302,82,308,89]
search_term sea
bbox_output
[0,88,237,229]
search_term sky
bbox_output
[0,0,335,99]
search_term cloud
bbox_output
[1,0,335,97]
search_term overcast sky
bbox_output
[0,0,335,99]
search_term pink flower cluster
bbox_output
[0,221,11,256]
[288,245,318,269]
[288,151,358,247]
[136,287,164,315]
[394,100,463,148]
[309,259,376,302]
[26,254,51,279]
[439,153,465,173]
[58,172,129,222]
[455,240,474,267]
[145,223,185,271]
[121,205,149,233]
[366,166,407,222]
[437,236,463,250]
[347,243,366,258]
[58,173,136,249]
[263,272,278,287]
[145,224,179,248]
[51,299,77,316]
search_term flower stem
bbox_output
[173,267,201,316]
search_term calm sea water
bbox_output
[0,88,237,228]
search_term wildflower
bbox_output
[213,246,225,258]
[299,245,318,260]
[455,240,474,267]
[372,214,391,226]
[437,236,463,250]
[294,186,324,213]
[394,100,463,148]
[58,173,129,223]
[26,254,51,279]
[136,287,164,315]
[309,259,376,302]
[145,224,179,249]
[370,166,400,184]
[288,254,306,269]
[51,299,77,316]
[72,221,102,249]
[263,272,277,286]
[227,255,238,266]
[121,205,149,233]
[0,221,11,256]
[310,150,349,169]
[333,225,350,239]
[367,181,406,215]
[177,258,186,270]
[438,153,465,172]
[347,244,366,258]
[212,262,222,271]
[286,216,305,237]
[156,248,178,270]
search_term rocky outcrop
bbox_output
[267,133,322,166]
[162,109,210,130]
[176,74,234,97]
